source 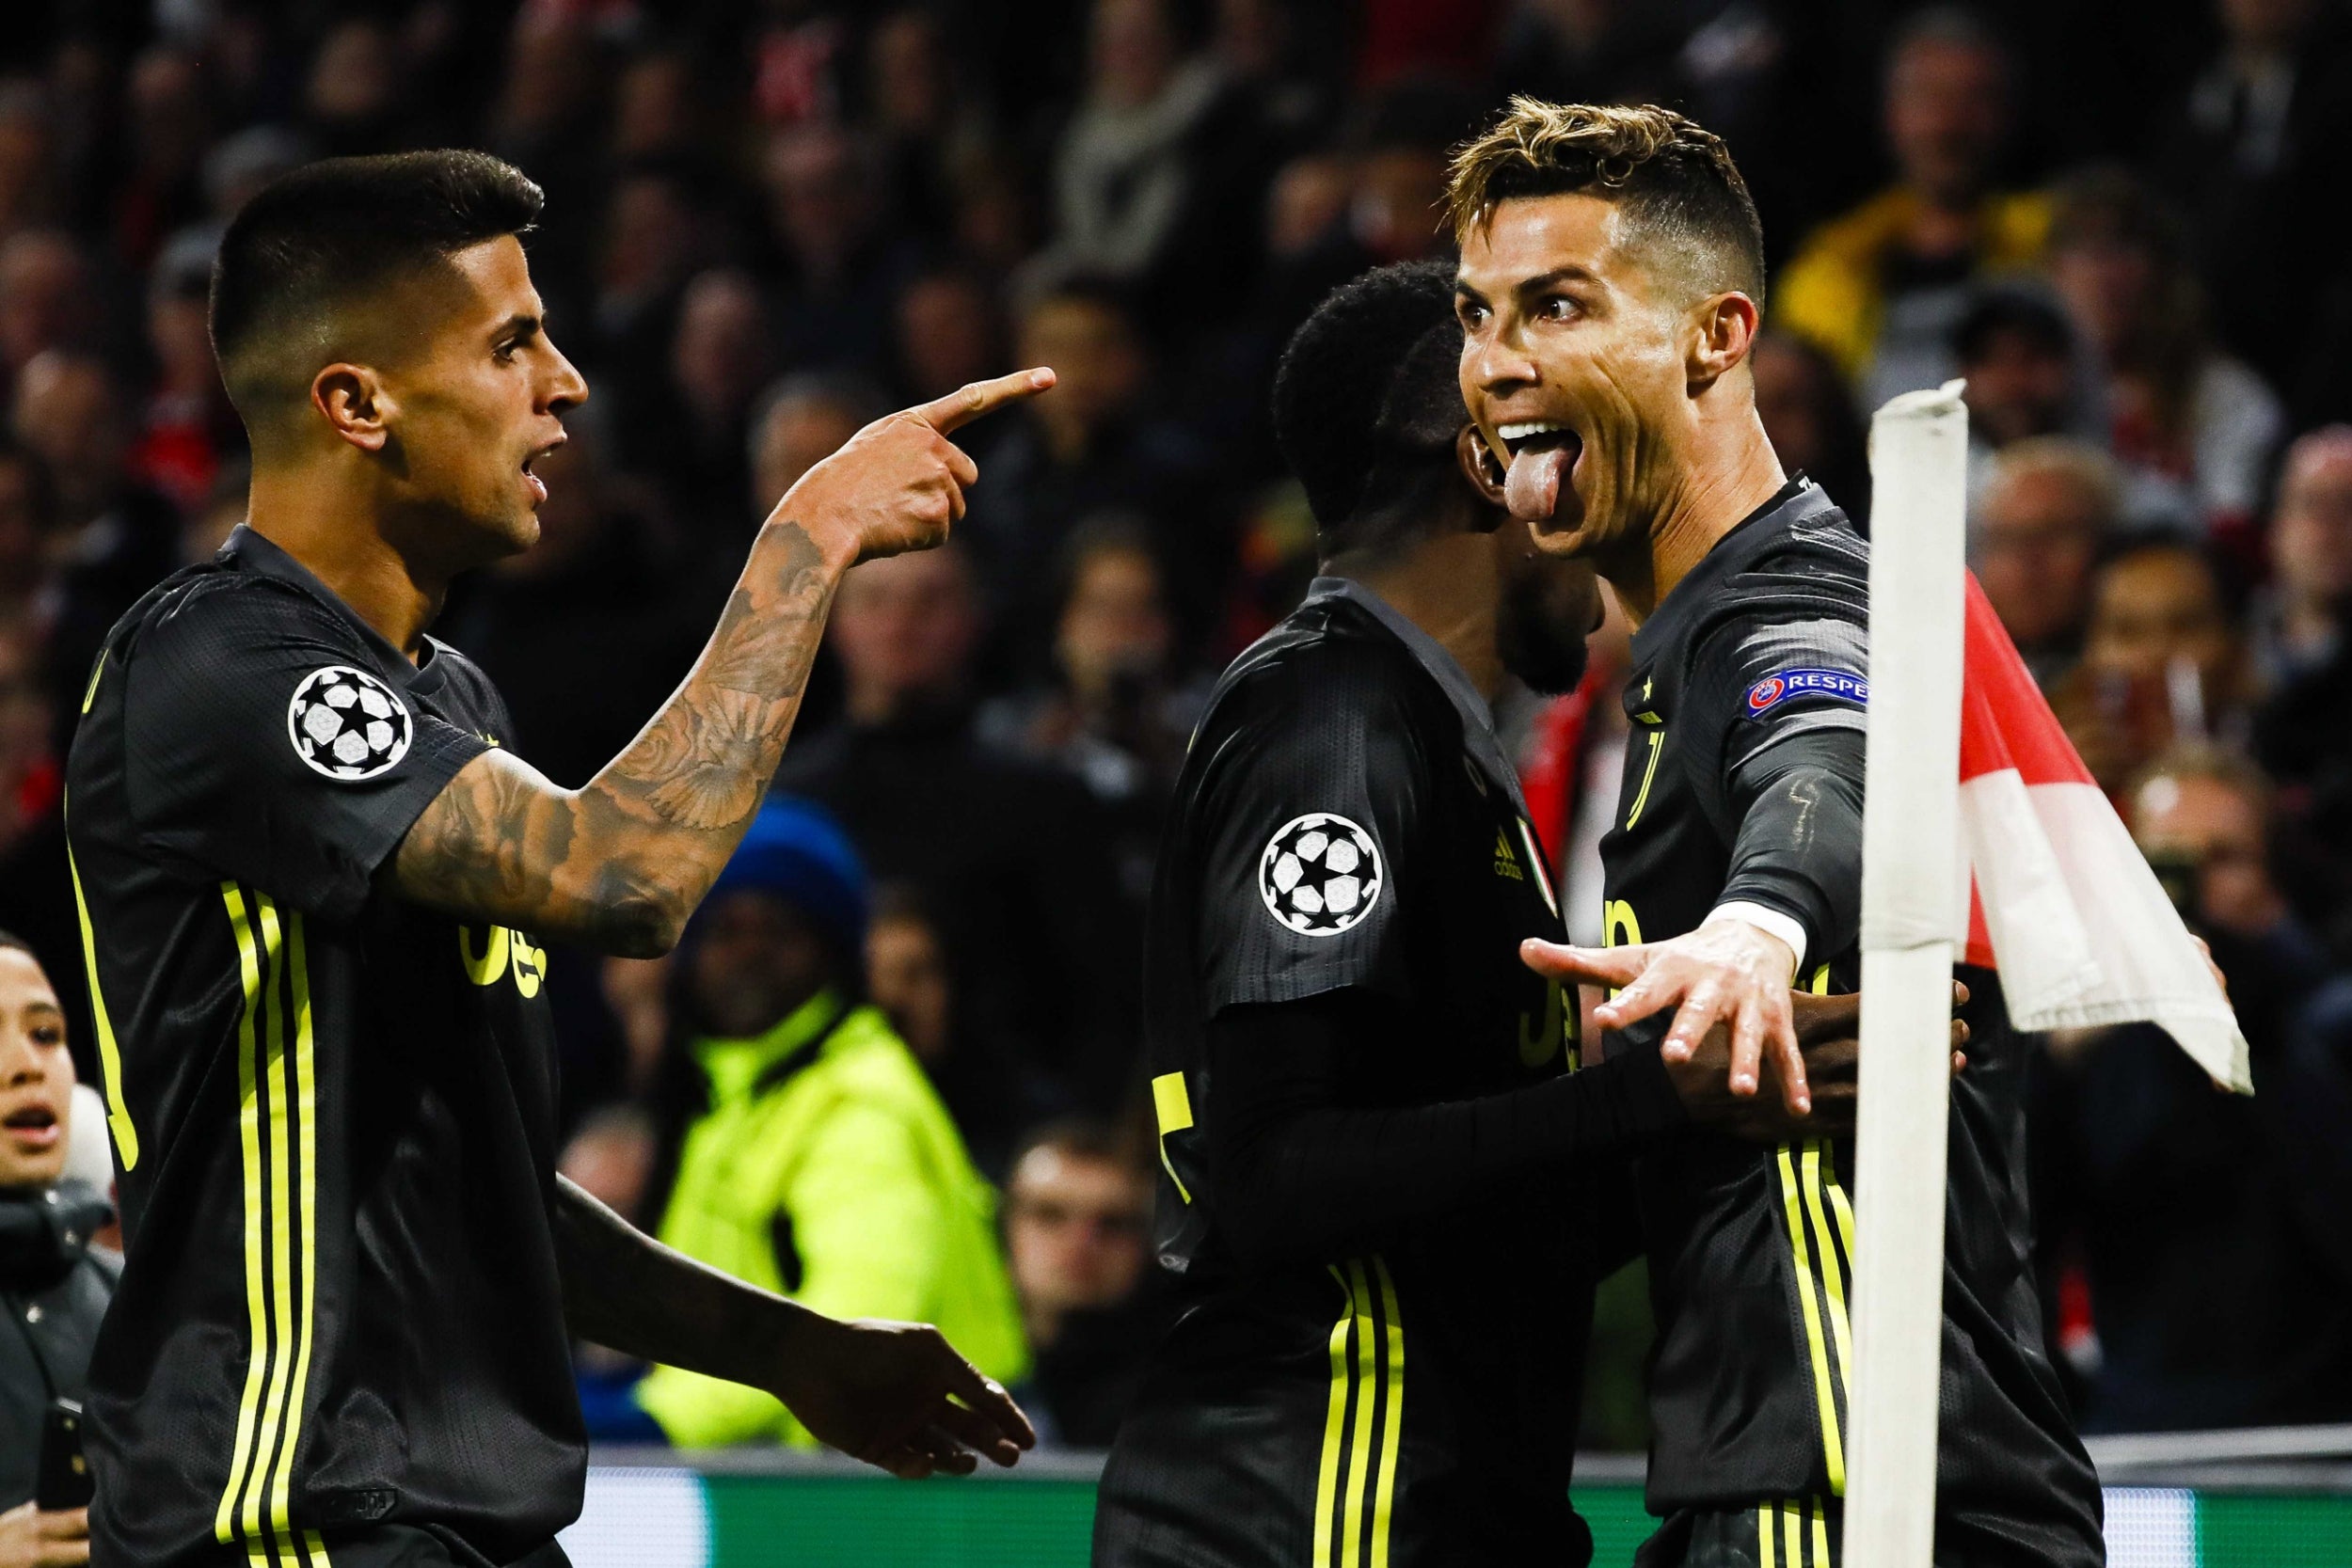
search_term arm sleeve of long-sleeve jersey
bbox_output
[1203,990,1686,1269]
[1714,727,1867,968]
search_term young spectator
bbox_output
[632,800,1028,1448]
[2055,538,2250,792]
[1971,437,2122,688]
[0,930,114,1563]
[1001,1118,1166,1449]
[2046,166,2285,547]
[1775,8,2050,405]
[774,545,1139,1113]
[2030,748,2352,1431]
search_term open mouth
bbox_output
[2,1103,60,1149]
[520,436,565,506]
[1495,420,1582,522]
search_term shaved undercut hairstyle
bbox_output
[1444,99,1767,309]
[1272,261,1475,562]
[210,150,544,444]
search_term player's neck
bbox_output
[1344,532,1507,702]
[1612,417,1786,627]
[246,460,449,663]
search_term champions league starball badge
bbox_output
[1259,812,1384,936]
[287,665,413,781]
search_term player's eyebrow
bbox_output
[1454,278,1489,309]
[1509,266,1598,300]
[497,312,544,345]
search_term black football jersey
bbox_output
[1114,577,1618,1564]
[64,527,584,1567]
[1599,483,2104,1561]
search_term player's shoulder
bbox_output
[1724,483,1868,595]
[122,558,360,663]
[1204,592,1447,733]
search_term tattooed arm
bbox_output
[389,368,1054,954]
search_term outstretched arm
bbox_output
[550,1176,1033,1477]
[389,371,1052,954]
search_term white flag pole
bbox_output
[1845,381,1971,1567]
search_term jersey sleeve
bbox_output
[1683,590,1869,817]
[1189,652,1430,1012]
[121,579,488,923]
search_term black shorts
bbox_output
[186,1528,570,1568]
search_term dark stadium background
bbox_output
[3,0,2350,1562]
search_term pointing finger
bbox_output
[913,367,1056,435]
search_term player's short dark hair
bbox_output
[1444,99,1766,307]
[210,150,544,424]
[0,927,34,958]
[1272,261,1470,561]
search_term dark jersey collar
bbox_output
[1304,574,1530,817]
[1629,476,1836,665]
[221,524,454,695]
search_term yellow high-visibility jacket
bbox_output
[634,990,1029,1448]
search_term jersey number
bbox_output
[458,924,547,997]
[1518,977,1571,1069]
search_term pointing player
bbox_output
[1451,103,2103,1565]
[67,151,1043,1568]
[1092,261,1889,1568]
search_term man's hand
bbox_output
[0,1501,88,1568]
[1666,984,1971,1142]
[768,1317,1037,1480]
[787,368,1056,567]
[1524,916,1808,1113]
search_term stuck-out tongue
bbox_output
[1505,444,1570,522]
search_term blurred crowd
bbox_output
[4,0,2352,1472]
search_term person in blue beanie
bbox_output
[622,798,1030,1448]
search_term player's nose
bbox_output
[1465,325,1540,398]
[543,341,590,413]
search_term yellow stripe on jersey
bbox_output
[267,910,323,1556]
[64,839,139,1170]
[1149,1072,1195,1204]
[1625,728,1665,828]
[1758,1503,1776,1568]
[1312,1267,1356,1568]
[80,649,105,713]
[1812,1497,1833,1568]
[1783,1500,1803,1568]
[1800,1143,1855,1418]
[215,889,324,1557]
[1313,1259,1406,1568]
[216,885,276,1544]
[246,893,295,1545]
[1775,1146,1846,1495]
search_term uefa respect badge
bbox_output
[1743,667,1868,720]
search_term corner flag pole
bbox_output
[1845,381,1971,1567]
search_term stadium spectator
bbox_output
[774,544,1139,1113]
[981,515,1206,899]
[0,930,113,1563]
[1000,1118,1165,1449]
[2251,424,2352,689]
[2030,748,2352,1431]
[2056,538,2250,793]
[1775,8,2049,406]
[130,230,234,518]
[866,882,1065,1181]
[961,278,1223,673]
[1971,438,2122,688]
[891,267,1006,412]
[1750,330,1870,526]
[2157,0,2352,414]
[749,372,888,511]
[761,124,915,374]
[632,800,1027,1448]
[2045,166,2285,547]
[1952,286,2096,506]
[0,620,77,1077]
[613,267,778,530]
[0,230,92,394]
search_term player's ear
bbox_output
[1456,423,1511,524]
[1686,292,1760,396]
[312,363,393,454]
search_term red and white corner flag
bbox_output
[1950,575,2251,1092]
